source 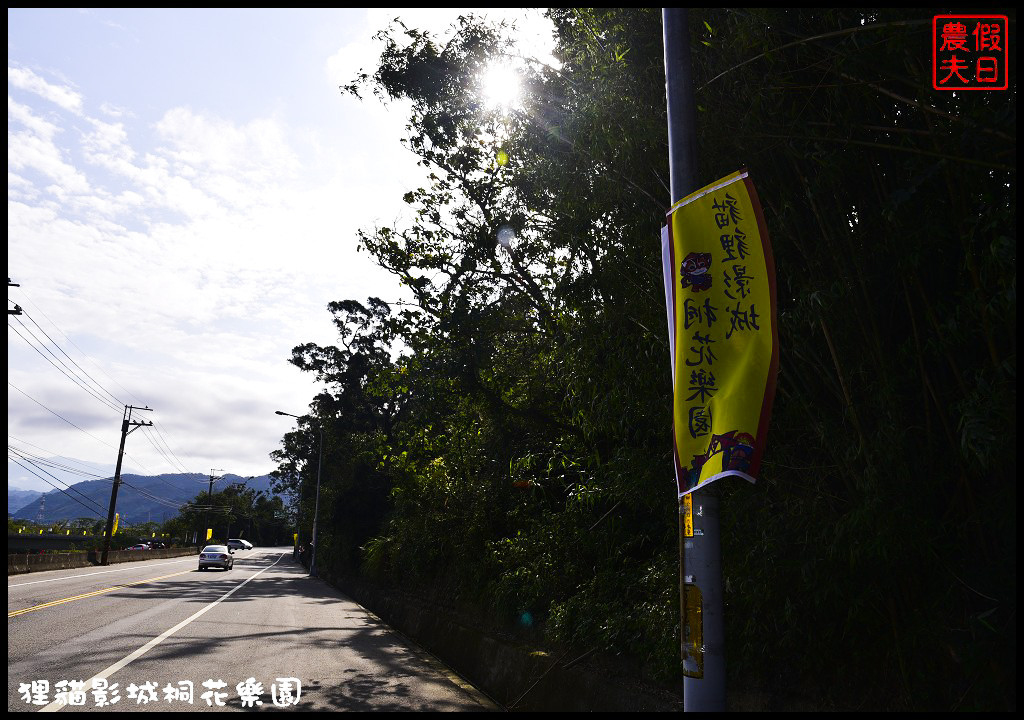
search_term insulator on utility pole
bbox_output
[8,278,22,315]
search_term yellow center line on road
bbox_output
[39,553,287,713]
[8,569,194,618]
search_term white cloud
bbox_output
[7,9,556,493]
[155,108,299,181]
[8,99,92,194]
[82,117,135,165]
[99,101,131,119]
[8,65,84,114]
[8,171,37,200]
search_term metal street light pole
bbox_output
[275,410,323,577]
[663,8,726,711]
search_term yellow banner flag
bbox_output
[112,512,120,534]
[663,169,778,496]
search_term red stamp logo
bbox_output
[933,15,1009,90]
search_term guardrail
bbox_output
[8,547,198,575]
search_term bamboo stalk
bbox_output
[902,278,933,446]
[819,315,866,458]
[792,161,887,380]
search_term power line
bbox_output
[9,288,201,481]
[120,480,187,510]
[10,466,104,520]
[7,434,113,476]
[15,287,142,405]
[11,293,199,477]
[8,447,112,509]
[8,454,108,518]
[8,381,120,450]
[8,278,23,315]
[9,442,195,518]
[148,420,197,474]
[4,434,193,518]
[122,464,197,497]
[140,425,195,477]
[9,435,205,512]
[8,317,124,414]
[7,381,155,474]
[139,426,188,474]
[100,404,154,564]
[20,309,126,407]
[6,445,109,479]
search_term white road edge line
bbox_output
[38,552,286,713]
[9,558,195,587]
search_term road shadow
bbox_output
[12,553,490,712]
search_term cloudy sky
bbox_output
[7,8,556,498]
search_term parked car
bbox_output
[126,543,149,551]
[198,545,233,571]
[226,538,253,550]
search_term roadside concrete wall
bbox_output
[326,572,684,712]
[8,547,198,575]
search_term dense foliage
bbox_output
[272,9,1015,710]
[160,483,291,547]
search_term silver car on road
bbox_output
[198,545,234,571]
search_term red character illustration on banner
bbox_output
[680,252,712,292]
[683,429,756,490]
[709,430,756,472]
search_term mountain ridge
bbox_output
[8,487,43,516]
[9,472,281,524]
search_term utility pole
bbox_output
[8,278,22,315]
[100,405,153,565]
[663,8,726,711]
[203,469,224,545]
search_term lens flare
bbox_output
[497,225,516,248]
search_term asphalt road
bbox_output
[8,547,497,712]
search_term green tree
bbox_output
[274,8,1014,711]
[161,483,291,547]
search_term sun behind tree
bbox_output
[479,61,521,110]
